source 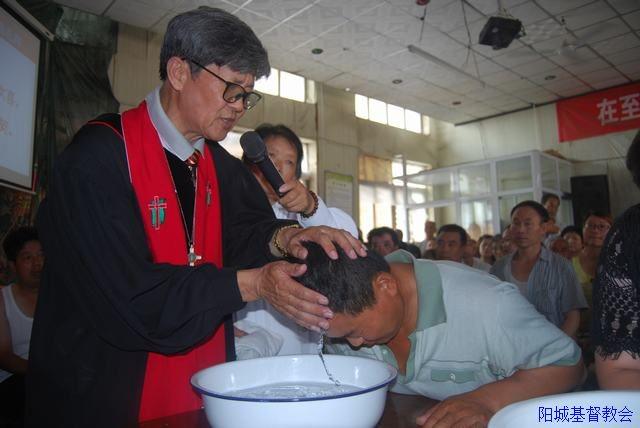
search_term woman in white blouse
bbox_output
[235,124,358,359]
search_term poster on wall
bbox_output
[556,82,640,142]
[325,171,354,217]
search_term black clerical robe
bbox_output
[26,115,295,427]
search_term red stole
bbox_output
[121,101,226,422]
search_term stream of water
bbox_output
[317,333,341,386]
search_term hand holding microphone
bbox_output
[241,130,316,215]
[240,131,286,198]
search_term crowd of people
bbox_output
[0,6,638,428]
[361,203,608,350]
[363,195,617,346]
[356,143,640,400]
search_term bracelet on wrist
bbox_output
[301,190,319,219]
[273,224,302,257]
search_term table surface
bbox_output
[139,392,438,428]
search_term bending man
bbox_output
[298,242,583,428]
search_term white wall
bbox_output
[432,105,639,218]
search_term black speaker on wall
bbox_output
[570,175,610,227]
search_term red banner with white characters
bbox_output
[556,82,640,143]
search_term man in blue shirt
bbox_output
[491,201,587,338]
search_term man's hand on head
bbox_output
[416,393,494,428]
[278,225,367,260]
[236,261,332,332]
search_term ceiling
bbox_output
[54,0,640,125]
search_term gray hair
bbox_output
[159,7,270,81]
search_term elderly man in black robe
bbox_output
[26,7,365,427]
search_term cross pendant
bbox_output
[188,244,202,267]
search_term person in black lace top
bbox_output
[592,130,640,389]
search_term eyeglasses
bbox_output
[585,223,611,231]
[188,59,262,110]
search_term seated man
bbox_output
[435,224,466,263]
[463,237,491,272]
[297,242,583,428]
[367,227,400,257]
[436,224,489,272]
[1,226,44,426]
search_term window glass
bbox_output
[459,164,491,197]
[392,160,404,178]
[254,68,279,96]
[279,71,305,102]
[387,104,405,129]
[405,109,421,133]
[422,115,431,135]
[406,170,454,202]
[460,199,494,239]
[496,156,532,191]
[355,94,369,119]
[368,98,387,124]
[407,163,428,175]
[306,79,317,104]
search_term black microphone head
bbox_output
[240,131,266,163]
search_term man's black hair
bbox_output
[627,130,640,188]
[510,200,550,223]
[367,227,400,247]
[159,7,270,81]
[541,193,560,206]
[436,224,467,246]
[296,242,390,315]
[560,225,582,241]
[3,226,39,262]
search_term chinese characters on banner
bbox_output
[556,82,640,143]
[539,404,634,424]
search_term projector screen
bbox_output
[0,3,41,191]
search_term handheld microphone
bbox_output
[240,131,286,197]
